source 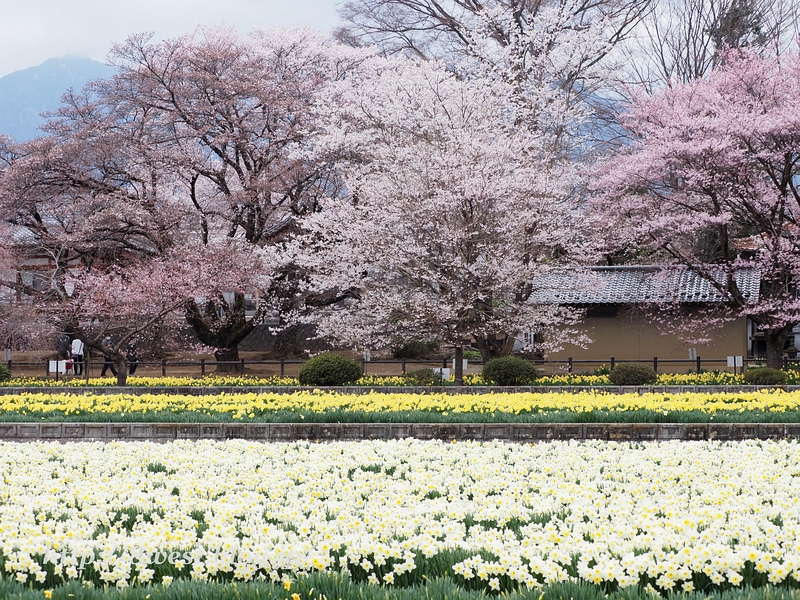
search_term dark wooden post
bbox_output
[653,357,658,373]
[200,359,205,377]
[161,359,166,376]
[568,357,573,374]
[610,356,615,370]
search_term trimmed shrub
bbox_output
[482,357,539,386]
[0,362,9,382]
[392,340,439,359]
[298,353,362,386]
[402,368,443,386]
[609,363,658,385]
[744,367,787,386]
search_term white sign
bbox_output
[49,360,68,374]
[452,359,468,371]
[433,368,451,379]
[727,356,743,367]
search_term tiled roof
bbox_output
[529,266,761,304]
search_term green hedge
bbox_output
[744,367,788,386]
[482,357,539,385]
[297,353,362,386]
[609,363,658,385]
[402,368,443,386]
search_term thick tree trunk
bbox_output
[115,358,128,386]
[474,333,515,363]
[763,328,789,369]
[97,347,127,385]
[185,294,257,373]
[214,346,241,373]
[454,345,464,386]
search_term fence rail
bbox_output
[3,355,794,381]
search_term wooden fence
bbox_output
[3,355,788,381]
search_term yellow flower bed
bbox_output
[0,375,298,388]
[0,370,760,387]
[1,439,799,593]
[534,371,747,386]
[3,389,800,417]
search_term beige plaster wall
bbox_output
[547,312,747,363]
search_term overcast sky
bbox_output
[0,0,342,78]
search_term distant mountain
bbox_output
[0,56,115,142]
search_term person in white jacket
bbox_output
[71,337,85,376]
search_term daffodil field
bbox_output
[1,439,800,597]
[1,389,800,423]
[0,370,787,388]
[3,376,800,599]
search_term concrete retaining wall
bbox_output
[1,422,798,442]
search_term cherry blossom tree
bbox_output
[336,0,646,86]
[62,242,261,385]
[0,86,263,383]
[0,27,369,370]
[337,0,652,152]
[293,58,589,381]
[0,223,52,351]
[97,26,368,364]
[0,100,190,371]
[591,49,800,367]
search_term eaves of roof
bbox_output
[528,265,761,305]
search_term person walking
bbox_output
[56,333,71,360]
[100,336,117,377]
[126,342,138,375]
[70,337,85,376]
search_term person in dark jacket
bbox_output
[100,336,117,377]
[56,333,71,360]
[126,342,138,375]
